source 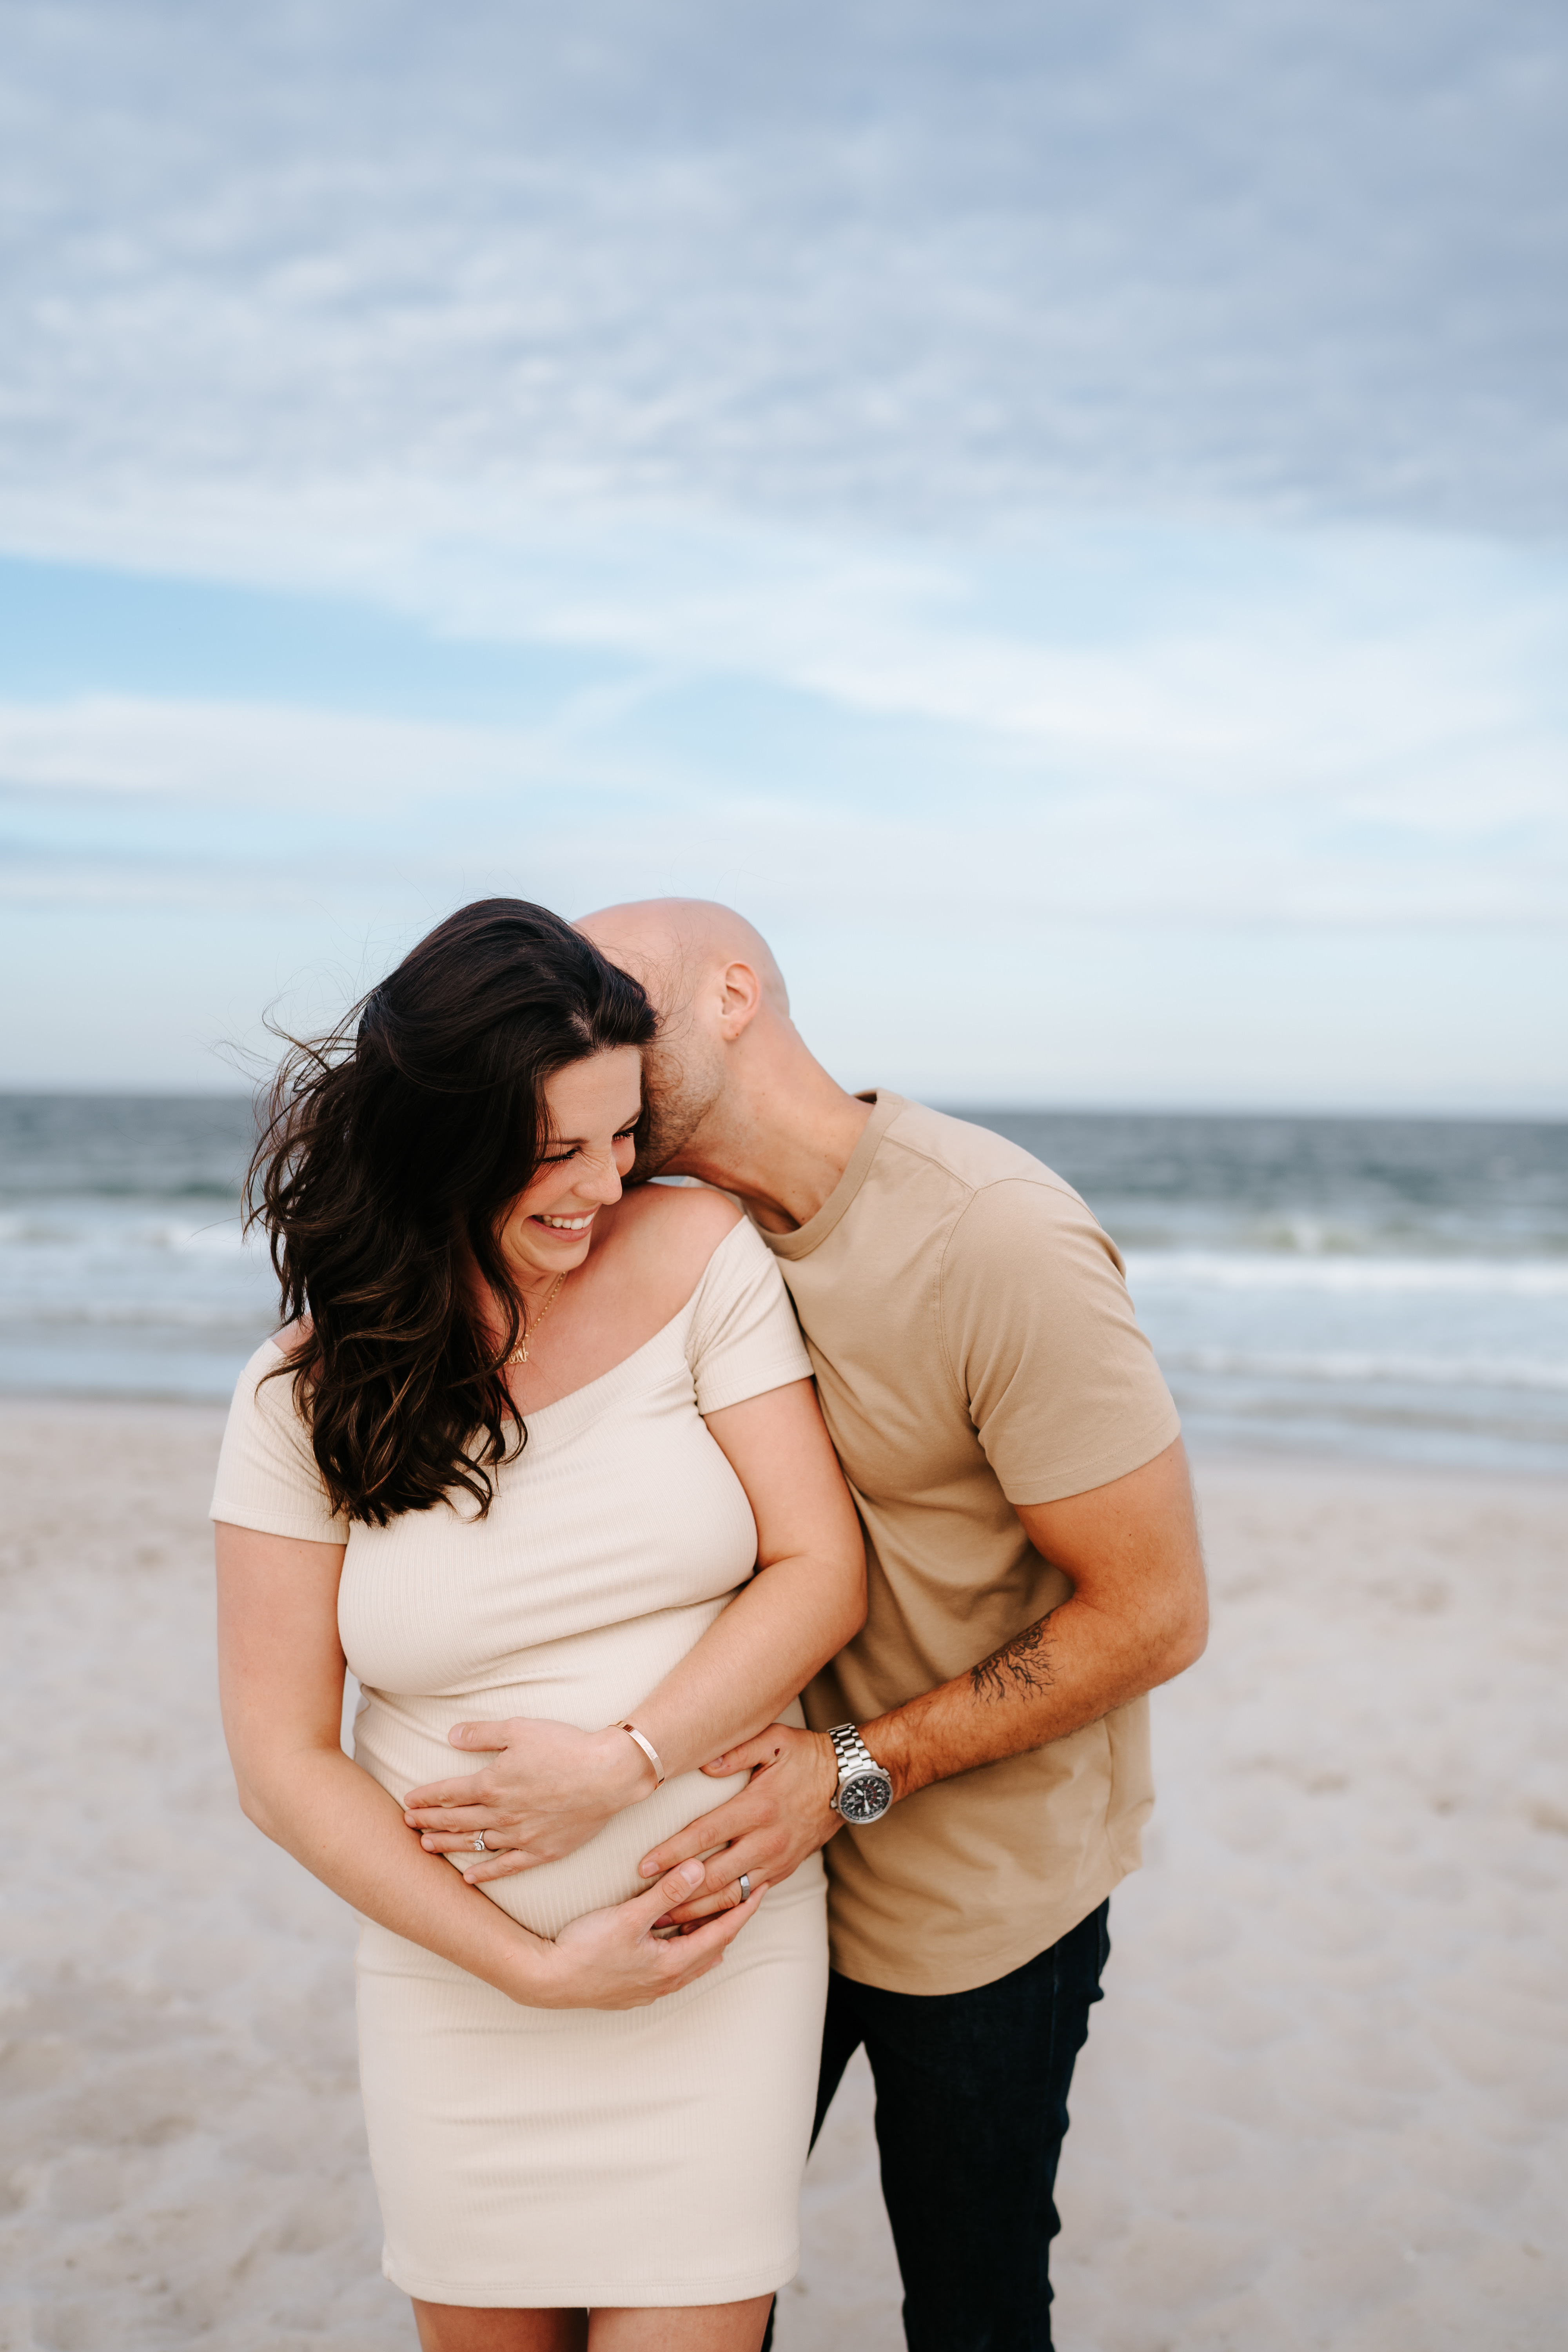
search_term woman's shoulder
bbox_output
[603,1183,756,1326]
[228,1325,308,1423]
[225,1318,323,1435]
[613,1180,744,1260]
[271,1316,312,1357]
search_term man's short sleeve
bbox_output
[938,1178,1181,1506]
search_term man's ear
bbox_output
[717,960,766,1041]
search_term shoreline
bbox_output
[3,1384,1565,1490]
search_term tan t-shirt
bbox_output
[757,1093,1181,1997]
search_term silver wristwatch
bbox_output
[827,1723,894,1825]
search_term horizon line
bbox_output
[0,1085,1563,1126]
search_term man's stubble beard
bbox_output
[630,1033,725,1185]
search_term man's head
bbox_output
[573,898,791,1178]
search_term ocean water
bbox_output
[0,1096,272,1405]
[970,1110,1568,1475]
[0,1095,1564,1473]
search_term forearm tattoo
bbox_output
[969,1615,1056,1702]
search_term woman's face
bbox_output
[498,1044,643,1288]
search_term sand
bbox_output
[1,1401,1564,2352]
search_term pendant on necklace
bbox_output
[508,1269,564,1368]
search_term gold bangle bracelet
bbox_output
[614,1720,666,1788]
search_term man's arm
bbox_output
[868,1435,1207,1797]
[638,1436,1207,1923]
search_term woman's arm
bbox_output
[216,1521,765,2005]
[403,1376,866,1883]
[637,1373,868,1751]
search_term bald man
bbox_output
[461,900,1207,2352]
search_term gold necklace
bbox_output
[508,1272,566,1365]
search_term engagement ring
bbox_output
[473,1833,487,1854]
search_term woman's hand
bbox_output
[403,1716,655,1882]
[526,1862,769,2010]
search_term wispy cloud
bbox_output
[2,4,1564,1103]
[0,694,615,810]
[3,0,1566,551]
[4,512,1564,936]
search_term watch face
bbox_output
[839,1771,892,1824]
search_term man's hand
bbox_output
[635,1722,842,1927]
[534,1860,770,2010]
[404,1716,653,1885]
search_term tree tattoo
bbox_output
[969,1615,1056,1702]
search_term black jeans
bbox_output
[762,1901,1109,2352]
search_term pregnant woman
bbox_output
[212,899,865,2351]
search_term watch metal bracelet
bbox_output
[829,1722,882,1780]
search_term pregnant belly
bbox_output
[349,1596,771,1942]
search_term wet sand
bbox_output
[1,1401,1564,2350]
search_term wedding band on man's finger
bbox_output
[737,1873,751,1903]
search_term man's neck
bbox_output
[670,1069,875,1233]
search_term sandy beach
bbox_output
[1,1399,1564,2352]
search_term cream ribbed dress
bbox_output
[210,1220,828,2310]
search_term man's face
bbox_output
[630,1021,724,1185]
[592,942,725,1181]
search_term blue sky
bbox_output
[2,1,1566,1108]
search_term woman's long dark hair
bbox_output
[247,898,655,1525]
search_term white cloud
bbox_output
[2,3,1564,1098]
[1,0,1565,546]
[19,500,1552,815]
[0,693,604,811]
[4,542,1563,934]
